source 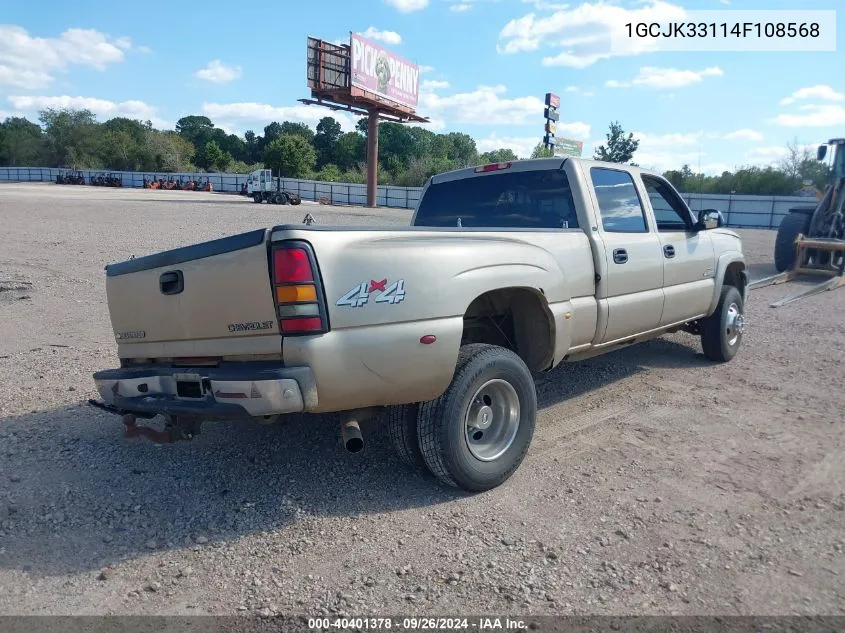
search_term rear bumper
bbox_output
[92,363,317,419]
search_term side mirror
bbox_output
[696,208,723,230]
[817,145,827,161]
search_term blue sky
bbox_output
[1,0,843,174]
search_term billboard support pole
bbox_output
[366,109,380,208]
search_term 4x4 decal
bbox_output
[337,279,406,308]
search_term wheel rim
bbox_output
[464,379,520,462]
[725,302,745,346]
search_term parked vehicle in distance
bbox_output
[89,157,748,492]
[246,168,302,205]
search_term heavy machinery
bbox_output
[750,138,845,306]
[246,168,302,205]
[55,170,85,185]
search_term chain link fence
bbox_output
[0,166,817,228]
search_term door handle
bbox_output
[159,270,184,295]
[663,245,675,259]
[613,248,628,264]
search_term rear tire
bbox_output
[701,285,745,363]
[774,211,811,272]
[417,344,537,492]
[387,404,424,468]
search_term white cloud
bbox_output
[475,133,541,159]
[626,131,710,173]
[194,60,242,84]
[450,3,473,11]
[745,145,791,164]
[522,0,572,9]
[420,83,539,126]
[773,104,845,128]
[724,129,764,142]
[419,65,435,73]
[7,95,169,128]
[385,0,428,11]
[417,81,589,140]
[0,25,131,89]
[499,1,687,67]
[634,131,704,147]
[606,66,722,89]
[422,79,450,90]
[362,27,402,45]
[780,85,844,106]
[201,102,358,134]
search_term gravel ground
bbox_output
[0,183,843,617]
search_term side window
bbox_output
[642,175,693,231]
[589,167,648,233]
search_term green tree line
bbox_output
[0,109,830,194]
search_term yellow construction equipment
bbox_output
[749,138,845,307]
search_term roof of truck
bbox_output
[430,156,660,186]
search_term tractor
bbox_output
[246,169,301,205]
[750,138,845,306]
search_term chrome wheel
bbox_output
[464,379,520,462]
[725,301,745,346]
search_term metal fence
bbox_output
[0,166,817,229]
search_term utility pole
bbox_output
[367,110,380,208]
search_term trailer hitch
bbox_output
[86,400,200,444]
[122,414,203,444]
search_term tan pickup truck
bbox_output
[89,157,748,492]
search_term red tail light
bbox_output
[273,248,313,283]
[280,317,323,333]
[475,162,512,173]
[271,243,327,335]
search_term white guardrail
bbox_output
[0,166,819,229]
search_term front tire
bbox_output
[774,211,811,272]
[417,344,537,492]
[701,285,745,362]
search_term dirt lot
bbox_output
[0,183,843,617]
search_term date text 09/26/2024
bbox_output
[308,617,528,631]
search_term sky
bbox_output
[0,0,843,174]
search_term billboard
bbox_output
[350,33,420,110]
[553,138,584,157]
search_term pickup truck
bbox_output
[89,157,748,492]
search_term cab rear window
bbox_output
[413,169,579,229]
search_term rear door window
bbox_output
[589,167,649,233]
[414,168,579,229]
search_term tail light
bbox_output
[475,162,512,173]
[271,242,328,335]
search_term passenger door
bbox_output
[588,166,665,344]
[639,174,716,325]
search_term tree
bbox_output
[202,140,231,171]
[279,121,315,143]
[0,117,47,166]
[479,148,518,164]
[176,115,213,140]
[313,117,343,168]
[39,108,103,168]
[593,121,639,164]
[262,134,316,178]
[530,142,553,159]
[334,132,366,170]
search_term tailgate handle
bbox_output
[159,271,184,295]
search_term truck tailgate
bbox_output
[105,229,280,352]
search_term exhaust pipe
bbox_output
[341,419,364,453]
